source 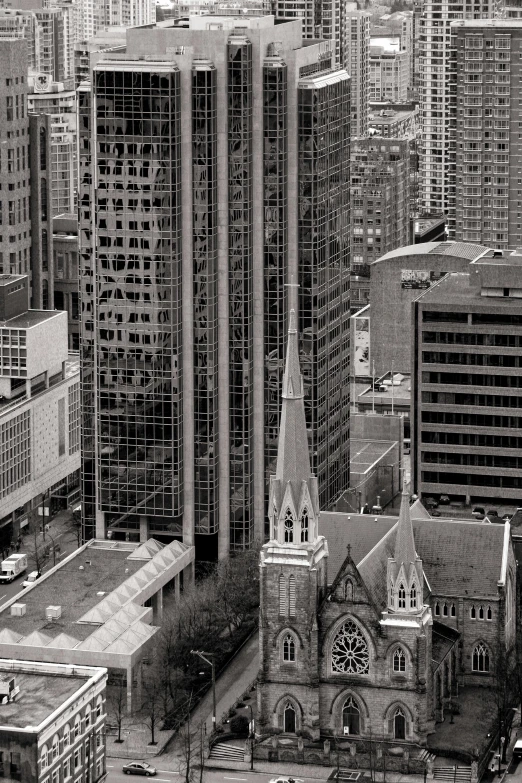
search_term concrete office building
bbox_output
[0,275,81,548]
[412,252,522,506]
[350,138,410,313]
[343,2,370,137]
[453,20,522,249]
[74,27,127,86]
[0,660,107,783]
[27,77,77,218]
[79,17,351,559]
[418,0,495,232]
[369,40,409,103]
[53,214,79,350]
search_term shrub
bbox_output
[229,715,249,737]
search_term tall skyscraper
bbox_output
[418,0,495,232]
[342,2,370,137]
[79,16,351,559]
[271,0,341,64]
[453,20,522,248]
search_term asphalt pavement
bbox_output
[106,763,328,783]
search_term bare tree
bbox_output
[25,515,50,575]
[178,695,205,783]
[141,663,165,745]
[108,680,127,743]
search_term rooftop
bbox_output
[0,668,88,729]
[0,274,25,287]
[416,272,522,307]
[358,371,411,406]
[350,439,397,475]
[373,240,491,264]
[0,309,63,329]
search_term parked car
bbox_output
[122,762,157,776]
[472,506,485,519]
[512,739,522,761]
[487,509,499,518]
[424,497,438,509]
[439,495,450,505]
[270,778,304,783]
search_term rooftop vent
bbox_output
[46,605,62,620]
[493,250,503,257]
[0,676,19,704]
[10,603,26,616]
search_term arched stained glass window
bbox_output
[331,620,370,674]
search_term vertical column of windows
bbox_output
[192,64,219,535]
[228,38,254,550]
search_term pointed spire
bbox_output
[275,308,311,487]
[393,483,417,569]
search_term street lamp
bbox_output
[191,650,216,728]
[243,704,254,770]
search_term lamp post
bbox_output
[191,650,216,728]
[243,704,254,770]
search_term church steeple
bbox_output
[387,482,424,613]
[268,309,319,546]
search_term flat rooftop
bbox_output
[0,274,25,287]
[350,438,397,475]
[0,544,144,640]
[0,309,63,329]
[358,371,411,405]
[417,272,522,307]
[0,668,88,729]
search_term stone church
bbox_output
[258,310,516,747]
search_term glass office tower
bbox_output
[79,16,351,559]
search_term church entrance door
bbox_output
[284,703,296,733]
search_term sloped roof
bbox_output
[127,539,165,561]
[319,512,507,608]
[19,630,52,646]
[409,499,431,520]
[46,633,80,649]
[0,628,22,644]
[432,621,460,666]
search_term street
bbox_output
[106,765,327,783]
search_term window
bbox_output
[487,606,492,621]
[470,605,476,619]
[479,605,484,620]
[435,602,440,616]
[300,507,309,542]
[52,769,59,783]
[472,643,490,672]
[95,695,103,719]
[74,747,81,770]
[410,582,417,609]
[40,127,47,170]
[51,734,59,760]
[63,724,70,747]
[41,745,49,769]
[394,707,406,740]
[282,634,296,662]
[393,647,406,673]
[74,714,81,738]
[342,696,361,735]
[85,705,91,728]
[451,604,456,618]
[331,620,370,674]
[398,583,406,609]
[63,755,72,780]
[284,508,294,543]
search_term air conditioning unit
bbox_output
[11,603,26,616]
[46,605,62,620]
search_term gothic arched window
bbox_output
[284,508,294,543]
[393,647,406,673]
[331,620,370,674]
[342,697,360,735]
[443,603,448,617]
[394,707,406,740]
[470,605,476,619]
[398,583,406,609]
[300,507,309,543]
[478,605,484,620]
[410,582,417,609]
[435,602,440,616]
[283,702,296,733]
[451,604,456,617]
[487,606,492,621]
[472,643,490,672]
[282,634,296,662]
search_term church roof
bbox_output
[319,512,508,608]
[432,621,459,667]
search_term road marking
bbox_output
[156,779,173,782]
[0,595,6,602]
[224,777,248,781]
[158,772,178,775]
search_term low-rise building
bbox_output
[0,658,107,783]
[0,274,80,548]
[0,537,194,712]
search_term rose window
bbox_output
[331,620,370,674]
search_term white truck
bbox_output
[0,554,27,583]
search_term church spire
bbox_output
[387,480,423,613]
[269,308,319,546]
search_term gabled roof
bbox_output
[19,630,52,646]
[0,628,22,644]
[319,512,508,608]
[409,499,431,520]
[46,633,80,649]
[127,539,165,561]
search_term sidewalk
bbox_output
[107,629,260,763]
[22,506,80,570]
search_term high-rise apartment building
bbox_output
[412,253,522,507]
[79,17,350,559]
[28,76,77,217]
[0,6,70,81]
[271,0,341,64]
[418,0,495,232]
[453,20,522,249]
[350,138,410,312]
[369,40,409,102]
[343,2,370,137]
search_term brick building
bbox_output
[258,311,516,752]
